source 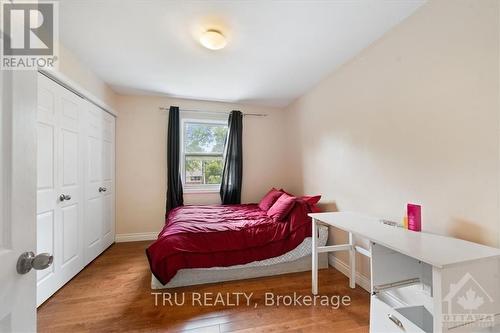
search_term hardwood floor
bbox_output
[37,241,370,333]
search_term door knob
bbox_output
[59,194,71,201]
[17,252,53,274]
[98,187,107,193]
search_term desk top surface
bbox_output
[309,212,500,268]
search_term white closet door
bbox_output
[37,73,115,305]
[84,103,104,264]
[101,112,115,250]
[57,85,84,286]
[36,75,58,304]
[36,74,84,306]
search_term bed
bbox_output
[146,199,329,289]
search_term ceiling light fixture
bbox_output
[199,29,227,50]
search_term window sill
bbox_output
[184,187,220,195]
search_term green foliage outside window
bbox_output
[184,122,228,185]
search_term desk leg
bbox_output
[349,232,356,289]
[312,218,318,295]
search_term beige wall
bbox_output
[115,95,289,234]
[58,44,118,110]
[285,0,500,278]
[57,0,500,258]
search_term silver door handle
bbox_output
[98,187,107,193]
[59,194,71,201]
[388,314,405,331]
[17,252,53,274]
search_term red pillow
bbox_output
[279,188,293,196]
[267,193,296,221]
[309,204,321,213]
[258,188,284,211]
[301,195,321,205]
[296,195,321,213]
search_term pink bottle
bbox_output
[407,204,421,232]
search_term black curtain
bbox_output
[166,106,184,214]
[220,110,243,204]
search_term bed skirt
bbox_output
[151,225,329,289]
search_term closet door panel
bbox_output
[101,113,115,248]
[37,73,86,306]
[103,194,113,241]
[36,75,59,305]
[36,79,57,218]
[102,112,114,195]
[36,123,56,210]
[87,197,103,246]
[102,139,112,183]
[37,81,56,124]
[61,130,78,185]
[84,104,105,264]
[36,212,55,282]
[88,137,102,182]
[102,111,114,142]
[61,204,78,265]
[57,90,83,279]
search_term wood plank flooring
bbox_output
[37,241,370,332]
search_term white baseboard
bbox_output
[115,232,157,243]
[328,254,371,292]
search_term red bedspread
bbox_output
[146,202,313,285]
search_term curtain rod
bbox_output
[158,107,267,117]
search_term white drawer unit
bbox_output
[371,293,431,333]
[36,72,116,306]
[310,212,500,333]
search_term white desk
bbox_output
[310,212,500,332]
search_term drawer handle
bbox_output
[98,187,107,193]
[388,314,405,331]
[59,194,71,201]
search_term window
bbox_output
[181,118,228,192]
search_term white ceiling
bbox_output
[59,0,425,107]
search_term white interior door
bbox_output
[101,112,115,249]
[0,70,38,331]
[36,73,84,305]
[84,103,104,264]
[36,73,58,305]
[84,103,115,264]
[57,84,84,287]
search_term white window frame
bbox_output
[180,114,228,193]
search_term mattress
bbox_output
[151,225,329,289]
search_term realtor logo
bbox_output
[442,273,495,329]
[1,1,58,69]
